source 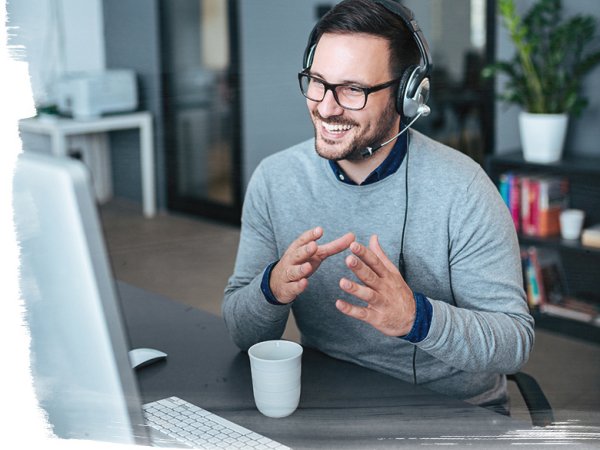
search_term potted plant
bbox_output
[484,0,600,163]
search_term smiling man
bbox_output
[223,0,533,415]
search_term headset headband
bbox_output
[303,0,432,75]
[373,0,432,76]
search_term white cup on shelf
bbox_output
[559,209,585,240]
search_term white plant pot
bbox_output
[519,112,568,163]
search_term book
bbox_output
[499,172,510,208]
[521,246,545,307]
[525,258,541,307]
[520,176,531,235]
[537,176,568,237]
[526,247,600,325]
[519,175,568,237]
[521,246,568,309]
[540,302,596,322]
[540,297,600,324]
[581,223,600,248]
[529,177,540,236]
[508,173,521,233]
[527,247,546,305]
[497,171,568,237]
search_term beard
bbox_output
[312,99,399,161]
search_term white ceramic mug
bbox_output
[560,209,585,240]
[248,340,303,418]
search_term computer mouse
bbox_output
[129,347,167,370]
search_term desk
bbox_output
[117,282,537,448]
[19,112,156,217]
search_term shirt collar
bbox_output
[328,129,408,186]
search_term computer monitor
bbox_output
[13,152,151,445]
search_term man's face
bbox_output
[307,32,401,161]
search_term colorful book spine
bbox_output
[499,173,510,208]
[508,174,521,233]
[520,176,531,235]
[526,260,538,307]
[537,176,568,237]
[527,246,546,306]
[529,178,540,236]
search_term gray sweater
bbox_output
[223,130,534,409]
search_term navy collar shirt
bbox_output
[328,130,409,186]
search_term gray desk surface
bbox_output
[118,282,538,448]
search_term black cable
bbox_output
[399,134,455,386]
[448,245,458,307]
[398,133,410,278]
[412,346,418,385]
[396,132,417,385]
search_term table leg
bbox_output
[140,117,156,217]
[51,131,68,157]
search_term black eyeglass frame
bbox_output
[298,71,400,111]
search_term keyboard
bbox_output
[143,396,291,449]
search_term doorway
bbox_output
[160,0,242,224]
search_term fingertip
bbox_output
[298,277,308,290]
[372,236,387,257]
[346,254,357,268]
[313,226,323,237]
[300,261,311,274]
[339,278,351,290]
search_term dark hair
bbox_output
[314,0,421,79]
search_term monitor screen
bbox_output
[13,152,150,445]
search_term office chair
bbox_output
[508,372,554,427]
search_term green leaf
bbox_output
[492,0,600,115]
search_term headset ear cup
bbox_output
[397,65,418,116]
[414,76,431,115]
[403,66,431,118]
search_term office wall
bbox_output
[102,0,165,208]
[103,0,337,203]
[494,0,600,157]
[6,0,105,106]
[404,0,472,81]
[239,0,339,190]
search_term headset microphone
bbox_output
[360,105,429,158]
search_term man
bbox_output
[223,0,533,413]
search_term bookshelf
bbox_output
[486,151,600,343]
[519,234,600,256]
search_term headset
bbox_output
[302,0,433,119]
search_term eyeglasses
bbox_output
[298,72,400,111]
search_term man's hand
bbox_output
[270,227,355,304]
[335,235,416,336]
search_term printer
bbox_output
[56,70,138,120]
